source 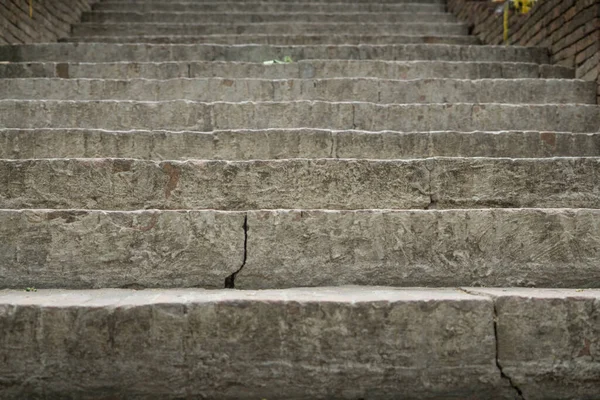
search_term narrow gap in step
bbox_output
[224,213,248,289]
[424,160,437,210]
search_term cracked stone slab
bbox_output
[1,78,594,104]
[2,129,599,160]
[0,43,550,64]
[1,101,598,132]
[0,287,516,399]
[2,158,600,210]
[237,209,600,289]
[62,34,481,45]
[0,210,245,289]
[466,288,600,400]
[0,61,573,81]
[81,11,458,24]
[72,22,469,37]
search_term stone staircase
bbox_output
[1,0,599,398]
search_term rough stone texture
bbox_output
[0,287,515,399]
[81,11,458,24]
[470,288,600,400]
[1,78,594,104]
[72,21,469,37]
[0,43,551,63]
[2,129,600,160]
[94,1,447,13]
[1,100,598,132]
[63,34,480,45]
[0,60,574,80]
[0,0,98,45]
[2,158,600,210]
[239,209,600,289]
[0,210,245,289]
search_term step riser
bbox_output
[1,101,597,132]
[0,288,512,399]
[62,35,480,45]
[2,158,600,210]
[3,78,593,104]
[3,129,599,160]
[3,44,545,64]
[93,3,447,13]
[72,22,468,36]
[0,61,573,80]
[81,12,457,24]
[2,210,599,288]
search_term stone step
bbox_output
[0,287,510,399]
[2,158,600,210]
[0,60,573,80]
[2,43,546,64]
[3,129,599,160]
[2,207,600,290]
[3,78,593,104]
[1,100,597,132]
[81,11,457,24]
[61,34,480,45]
[71,22,468,36]
[94,1,446,13]
[0,288,598,399]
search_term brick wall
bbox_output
[448,0,600,102]
[0,0,98,45]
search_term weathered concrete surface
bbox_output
[2,78,594,104]
[81,11,458,24]
[2,158,600,210]
[1,101,598,132]
[0,60,573,80]
[93,2,447,13]
[469,288,600,400]
[2,129,599,160]
[239,209,600,289]
[0,210,244,289]
[72,22,469,36]
[63,34,480,45]
[0,287,515,399]
[0,43,550,63]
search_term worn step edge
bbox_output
[0,60,573,80]
[0,43,550,64]
[2,287,592,399]
[1,78,593,104]
[71,21,469,36]
[60,34,480,45]
[0,100,597,132]
[2,157,600,210]
[2,128,599,160]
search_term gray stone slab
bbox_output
[1,78,594,104]
[467,288,600,400]
[2,129,599,160]
[72,21,469,36]
[238,209,600,288]
[0,60,573,80]
[93,2,447,13]
[62,34,481,45]
[2,158,600,210]
[0,287,514,399]
[0,210,244,289]
[81,11,458,24]
[0,43,550,64]
[1,100,597,132]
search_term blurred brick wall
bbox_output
[448,0,600,102]
[0,0,98,44]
